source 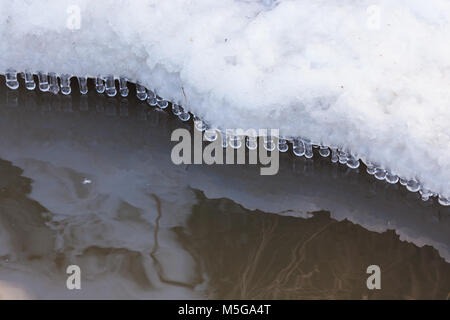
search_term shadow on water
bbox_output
[0,77,448,299]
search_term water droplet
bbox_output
[419,189,432,201]
[194,118,207,131]
[293,139,305,157]
[78,76,88,94]
[246,136,258,150]
[119,77,129,97]
[229,135,242,149]
[156,98,168,109]
[204,129,218,142]
[5,69,19,90]
[366,165,376,175]
[24,71,36,90]
[48,72,59,94]
[346,155,360,169]
[147,96,158,106]
[438,195,450,206]
[105,75,116,97]
[278,138,289,152]
[60,74,72,95]
[178,112,190,122]
[38,72,49,92]
[406,179,421,192]
[264,136,276,151]
[95,76,105,93]
[136,82,147,100]
[330,148,338,163]
[338,151,348,164]
[319,146,330,157]
[172,104,182,115]
[385,171,399,184]
[304,142,313,159]
[374,168,386,180]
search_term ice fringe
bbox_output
[2,69,449,207]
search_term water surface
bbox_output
[0,80,448,299]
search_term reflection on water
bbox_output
[0,79,449,299]
[179,193,450,299]
[0,157,201,299]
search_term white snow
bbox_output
[1,0,450,198]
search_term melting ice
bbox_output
[1,0,450,200]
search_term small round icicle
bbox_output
[293,139,305,157]
[330,148,339,163]
[246,135,258,150]
[119,78,129,97]
[147,96,157,106]
[95,77,105,94]
[366,163,376,175]
[147,89,156,99]
[136,82,147,100]
[264,135,276,152]
[346,154,360,169]
[278,138,289,152]
[385,171,399,184]
[78,76,88,95]
[48,72,59,94]
[23,71,36,90]
[374,168,386,180]
[178,110,191,122]
[172,104,182,115]
[338,151,348,164]
[156,97,168,109]
[221,131,228,148]
[319,146,330,157]
[193,117,207,131]
[204,128,218,142]
[60,74,72,95]
[304,141,313,159]
[406,179,421,192]
[37,72,49,92]
[438,195,450,206]
[147,90,157,106]
[419,189,432,201]
[105,75,116,97]
[5,69,19,90]
[229,134,242,149]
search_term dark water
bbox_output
[0,78,448,299]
